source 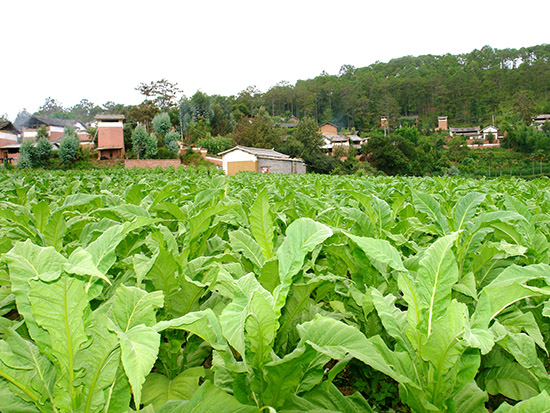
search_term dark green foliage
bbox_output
[59,126,80,166]
[132,125,157,159]
[164,131,180,154]
[152,112,172,136]
[196,136,234,155]
[18,139,36,168]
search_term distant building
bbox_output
[22,116,89,143]
[318,122,338,136]
[399,115,419,127]
[0,120,21,162]
[533,114,550,130]
[95,114,125,160]
[219,146,305,176]
[380,117,389,129]
[436,116,448,131]
[481,126,499,141]
[289,116,299,123]
[449,126,481,139]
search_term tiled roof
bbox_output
[218,145,290,158]
[25,116,82,128]
[95,114,125,121]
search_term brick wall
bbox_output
[125,159,181,169]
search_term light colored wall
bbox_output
[227,160,257,176]
[257,158,306,174]
[319,124,337,135]
[222,149,257,174]
[0,131,17,146]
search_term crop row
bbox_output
[0,168,549,412]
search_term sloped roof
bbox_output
[0,120,20,134]
[95,114,125,121]
[218,145,290,158]
[25,116,83,128]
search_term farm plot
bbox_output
[0,168,550,412]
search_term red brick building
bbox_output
[95,114,125,159]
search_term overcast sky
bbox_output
[2,0,549,120]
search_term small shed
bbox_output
[219,146,306,176]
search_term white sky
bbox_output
[2,0,549,120]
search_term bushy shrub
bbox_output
[196,135,234,155]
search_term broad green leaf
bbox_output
[31,200,50,234]
[180,380,259,412]
[245,292,277,365]
[110,285,164,332]
[4,241,68,356]
[371,289,409,350]
[0,329,56,410]
[412,190,449,235]
[249,189,274,259]
[493,390,550,412]
[64,248,111,286]
[142,367,205,409]
[344,232,406,272]
[482,362,540,401]
[282,381,374,412]
[79,313,121,413]
[297,315,411,385]
[472,264,550,330]
[229,230,264,269]
[274,218,332,314]
[85,224,125,274]
[416,232,459,336]
[453,192,485,231]
[29,274,89,411]
[44,211,67,250]
[453,381,488,413]
[117,324,161,409]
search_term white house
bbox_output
[481,126,499,141]
[219,146,305,176]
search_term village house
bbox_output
[219,146,305,176]
[318,122,367,153]
[0,120,21,162]
[95,114,125,160]
[22,116,91,144]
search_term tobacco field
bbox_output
[1,167,550,412]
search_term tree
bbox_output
[127,101,159,130]
[14,108,32,129]
[132,125,149,159]
[144,133,158,159]
[152,112,172,137]
[447,136,470,163]
[35,137,52,167]
[135,79,182,110]
[364,135,414,175]
[231,113,282,149]
[164,131,180,154]
[59,126,80,166]
[292,117,324,156]
[18,139,36,168]
[36,97,66,118]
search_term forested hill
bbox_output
[260,44,550,130]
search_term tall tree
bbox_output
[135,79,182,110]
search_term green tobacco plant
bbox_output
[0,240,164,412]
